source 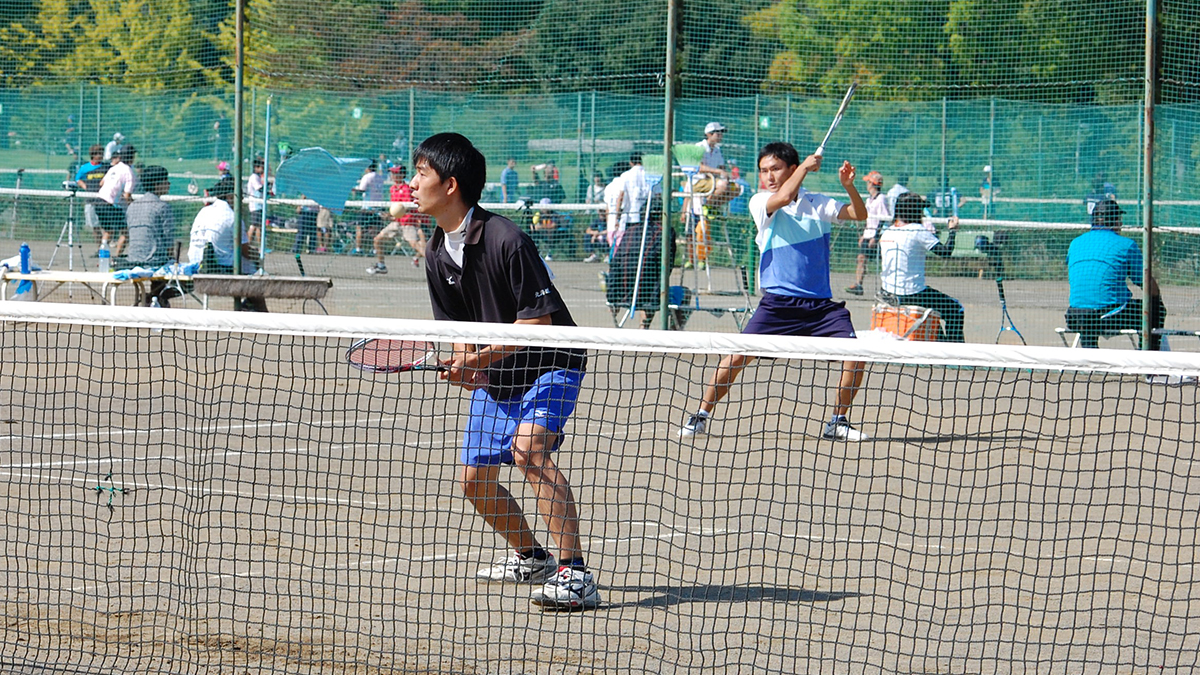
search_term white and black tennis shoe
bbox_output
[530,567,601,610]
[475,552,557,583]
[678,413,708,438]
[822,420,869,442]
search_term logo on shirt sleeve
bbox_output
[534,287,551,298]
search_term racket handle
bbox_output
[814,146,825,158]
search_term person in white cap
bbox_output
[980,165,1000,219]
[104,132,125,161]
[685,122,735,267]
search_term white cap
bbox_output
[114,132,125,141]
[704,122,727,134]
[983,164,992,172]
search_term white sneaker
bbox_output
[678,413,708,438]
[822,420,869,441]
[583,253,598,263]
[475,552,557,583]
[366,263,387,275]
[530,567,601,610]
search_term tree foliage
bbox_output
[3,0,1197,103]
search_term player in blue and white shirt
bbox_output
[680,142,871,441]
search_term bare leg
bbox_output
[373,230,388,265]
[511,423,581,562]
[699,353,756,415]
[460,463,540,553]
[853,251,867,287]
[832,360,866,418]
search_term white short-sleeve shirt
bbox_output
[188,199,248,268]
[863,192,891,239]
[97,162,136,206]
[749,188,844,298]
[878,221,941,295]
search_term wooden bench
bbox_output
[1055,327,1139,349]
[191,274,333,314]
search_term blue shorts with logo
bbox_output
[462,369,584,466]
[743,292,857,338]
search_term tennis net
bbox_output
[2,302,1199,674]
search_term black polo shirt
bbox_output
[425,207,586,401]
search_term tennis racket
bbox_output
[814,82,858,157]
[346,339,441,374]
[346,338,491,385]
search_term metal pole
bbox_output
[590,91,596,186]
[1142,0,1157,350]
[95,84,101,146]
[941,97,947,201]
[1169,120,1176,197]
[577,92,584,201]
[753,94,760,165]
[78,83,84,157]
[233,0,245,280]
[912,111,918,181]
[261,95,272,255]
[1038,116,1044,220]
[661,0,679,329]
[408,87,415,166]
[987,97,995,220]
[785,95,791,144]
[251,87,257,165]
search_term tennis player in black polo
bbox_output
[411,132,599,610]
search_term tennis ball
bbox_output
[389,202,406,218]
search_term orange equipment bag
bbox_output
[870,304,943,341]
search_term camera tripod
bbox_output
[46,186,90,275]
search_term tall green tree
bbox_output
[6,0,220,89]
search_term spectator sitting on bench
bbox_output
[187,176,268,312]
[1066,198,1164,349]
[878,192,965,342]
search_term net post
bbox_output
[660,0,679,329]
[233,0,246,280]
[1142,0,1157,350]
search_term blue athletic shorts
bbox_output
[742,293,857,339]
[461,369,584,466]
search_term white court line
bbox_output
[51,527,1157,594]
[0,468,465,512]
[0,412,417,443]
[0,441,438,471]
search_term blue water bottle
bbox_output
[19,242,30,274]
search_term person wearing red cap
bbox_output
[845,170,891,295]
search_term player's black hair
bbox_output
[141,165,169,188]
[629,151,643,165]
[757,142,800,168]
[253,157,264,169]
[894,192,928,224]
[412,133,487,207]
[1091,198,1124,228]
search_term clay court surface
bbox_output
[3,243,1200,673]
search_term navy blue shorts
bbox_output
[743,293,857,338]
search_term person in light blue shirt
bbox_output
[679,141,872,442]
[1066,199,1164,349]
